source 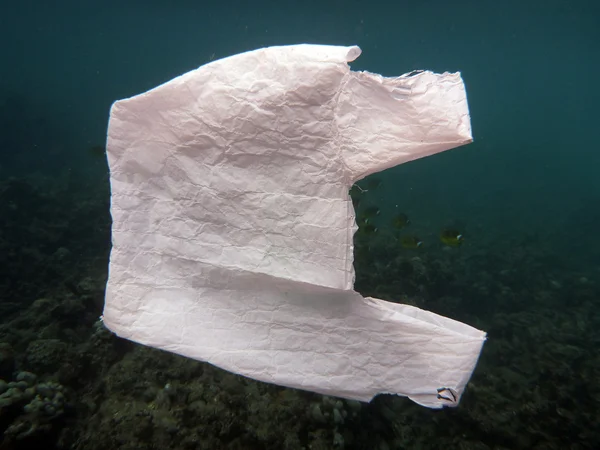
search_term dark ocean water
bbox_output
[1,0,599,449]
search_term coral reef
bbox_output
[0,370,69,446]
[1,174,599,449]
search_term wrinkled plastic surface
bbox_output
[103,44,486,408]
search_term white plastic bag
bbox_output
[103,44,485,408]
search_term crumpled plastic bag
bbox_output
[102,44,486,408]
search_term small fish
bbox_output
[361,206,381,218]
[392,213,410,229]
[350,185,365,197]
[360,223,378,234]
[357,177,382,191]
[440,228,464,247]
[355,216,368,227]
[349,185,366,208]
[355,217,377,235]
[400,235,423,249]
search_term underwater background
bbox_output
[1,0,599,448]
